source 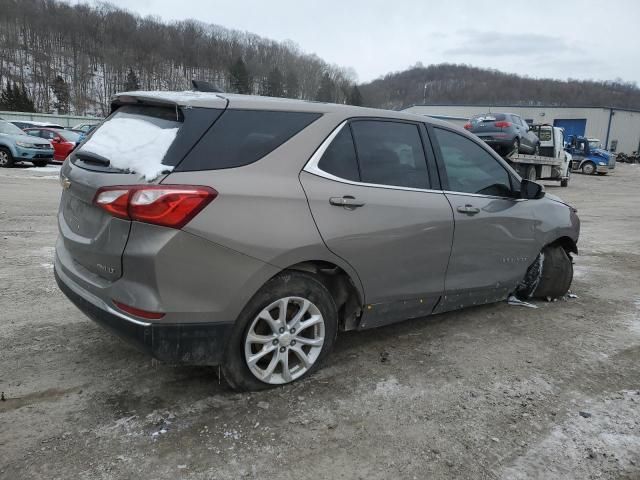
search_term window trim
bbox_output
[304,118,441,194]
[428,124,523,200]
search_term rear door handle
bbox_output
[329,196,365,208]
[457,204,480,215]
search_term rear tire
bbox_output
[0,147,15,168]
[512,138,520,155]
[532,245,573,300]
[560,177,569,187]
[222,271,338,391]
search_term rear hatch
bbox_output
[468,113,508,134]
[58,95,226,281]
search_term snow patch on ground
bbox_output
[79,113,178,181]
[24,165,61,173]
[500,390,640,479]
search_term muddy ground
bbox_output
[0,163,639,480]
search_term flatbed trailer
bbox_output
[502,125,571,187]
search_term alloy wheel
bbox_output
[244,296,325,385]
[0,150,8,166]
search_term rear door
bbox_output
[301,119,454,328]
[430,126,540,312]
[57,102,224,282]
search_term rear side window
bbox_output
[178,110,321,171]
[317,126,360,181]
[350,120,429,189]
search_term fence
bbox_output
[0,111,102,128]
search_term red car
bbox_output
[24,128,82,163]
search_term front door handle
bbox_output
[457,204,480,215]
[329,196,365,208]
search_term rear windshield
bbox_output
[176,110,322,171]
[538,128,552,141]
[78,105,183,180]
[470,113,506,124]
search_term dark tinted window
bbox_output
[317,126,359,181]
[179,110,321,171]
[350,120,429,189]
[434,128,512,197]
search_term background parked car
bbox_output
[69,124,98,141]
[0,120,55,167]
[71,122,99,133]
[11,120,65,130]
[24,127,82,162]
[465,113,540,155]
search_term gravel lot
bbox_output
[1,163,639,480]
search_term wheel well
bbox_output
[285,261,362,331]
[548,236,578,255]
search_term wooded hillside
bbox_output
[0,0,357,116]
[359,64,640,110]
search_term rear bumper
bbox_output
[55,266,233,365]
[474,134,514,148]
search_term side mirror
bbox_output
[520,179,545,200]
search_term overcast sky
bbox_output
[91,0,640,84]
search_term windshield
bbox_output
[56,129,82,142]
[0,121,26,136]
[470,113,506,124]
[588,140,601,149]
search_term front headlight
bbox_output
[598,161,606,165]
[15,141,37,148]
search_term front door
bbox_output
[430,126,541,312]
[300,119,454,328]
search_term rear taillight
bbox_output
[495,121,511,128]
[112,300,165,320]
[94,185,217,229]
[464,123,472,130]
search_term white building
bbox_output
[402,105,640,154]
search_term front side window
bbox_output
[317,125,360,181]
[433,128,513,197]
[350,120,429,189]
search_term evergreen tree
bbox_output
[264,67,284,97]
[315,73,335,103]
[17,84,35,112]
[0,81,15,110]
[52,76,70,114]
[229,57,251,94]
[347,85,363,106]
[285,71,299,99]
[124,68,140,91]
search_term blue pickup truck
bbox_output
[565,135,615,175]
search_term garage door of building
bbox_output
[553,119,587,138]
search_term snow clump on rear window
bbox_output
[79,111,179,181]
